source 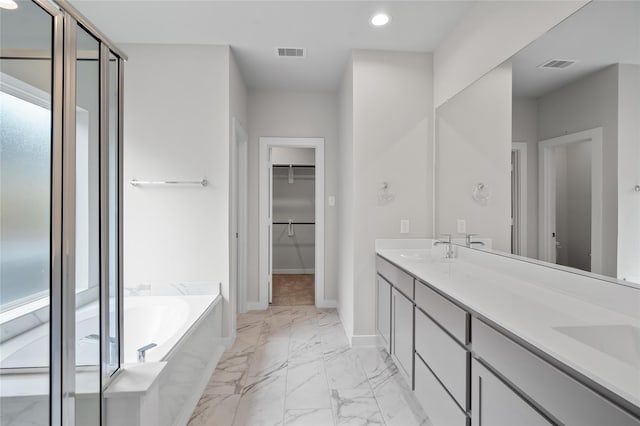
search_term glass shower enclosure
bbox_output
[0,1,125,424]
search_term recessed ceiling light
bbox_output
[371,13,390,27]
[0,0,18,10]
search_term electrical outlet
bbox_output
[400,219,410,234]
[457,219,466,234]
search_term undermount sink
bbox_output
[554,324,640,369]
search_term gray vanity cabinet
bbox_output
[376,255,640,426]
[473,318,640,426]
[471,359,553,426]
[391,287,414,383]
[414,280,470,426]
[376,276,391,349]
[376,256,414,386]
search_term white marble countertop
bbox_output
[375,239,640,411]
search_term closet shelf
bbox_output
[273,221,315,225]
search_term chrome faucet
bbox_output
[465,233,485,248]
[434,234,455,258]
[137,343,157,363]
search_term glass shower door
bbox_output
[0,1,59,425]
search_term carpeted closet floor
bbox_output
[271,274,315,305]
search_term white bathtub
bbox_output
[0,295,216,368]
[0,293,224,426]
[123,295,216,364]
[106,293,226,426]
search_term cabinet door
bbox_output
[376,276,391,350]
[472,359,553,426]
[392,288,414,385]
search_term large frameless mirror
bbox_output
[435,0,640,287]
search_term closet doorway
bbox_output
[259,137,325,309]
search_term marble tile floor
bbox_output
[188,306,431,426]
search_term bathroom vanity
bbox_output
[375,240,640,426]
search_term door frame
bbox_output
[538,127,603,273]
[511,142,528,256]
[259,137,325,309]
[230,118,248,325]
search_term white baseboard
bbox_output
[247,301,268,311]
[351,334,378,348]
[336,307,356,346]
[316,299,337,308]
[273,269,315,275]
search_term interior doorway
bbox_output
[271,152,315,305]
[259,137,325,309]
[538,127,603,274]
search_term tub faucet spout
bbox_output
[137,343,158,363]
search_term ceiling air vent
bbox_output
[538,59,577,70]
[276,47,306,58]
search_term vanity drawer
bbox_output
[415,354,468,426]
[473,318,640,426]
[415,309,469,410]
[415,280,468,344]
[376,256,414,299]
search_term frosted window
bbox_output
[0,90,51,308]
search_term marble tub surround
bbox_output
[376,239,640,414]
[124,281,220,297]
[188,306,430,426]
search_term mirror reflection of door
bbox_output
[553,141,592,272]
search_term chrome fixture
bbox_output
[129,178,208,187]
[434,234,455,258]
[465,234,485,248]
[137,343,158,363]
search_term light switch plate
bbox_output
[328,195,335,206]
[457,219,466,234]
[400,219,410,234]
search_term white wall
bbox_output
[339,50,433,340]
[617,64,640,283]
[246,90,339,303]
[434,0,587,107]
[436,61,512,253]
[122,43,231,328]
[538,64,619,278]
[337,59,354,340]
[512,97,538,257]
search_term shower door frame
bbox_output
[4,1,128,425]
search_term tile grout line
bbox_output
[360,348,390,426]
[320,316,339,426]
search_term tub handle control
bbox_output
[137,343,157,363]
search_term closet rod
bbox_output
[273,221,315,225]
[272,164,315,168]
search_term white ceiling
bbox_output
[70,1,475,91]
[512,1,640,98]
